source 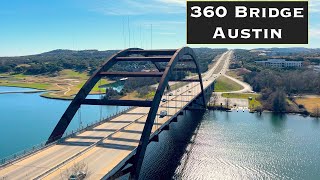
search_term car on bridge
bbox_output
[69,172,86,180]
[159,110,167,118]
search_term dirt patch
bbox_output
[0,70,108,99]
[295,97,320,113]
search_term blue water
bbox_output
[1,86,320,179]
[139,110,320,179]
[0,86,126,159]
[0,86,40,93]
[100,81,125,92]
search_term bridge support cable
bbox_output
[99,79,103,121]
[78,106,82,131]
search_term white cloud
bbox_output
[310,28,320,39]
[156,0,185,6]
[310,0,320,13]
[90,0,184,16]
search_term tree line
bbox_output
[0,48,227,76]
[234,48,320,112]
[0,48,227,100]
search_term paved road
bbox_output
[223,75,252,93]
[209,51,254,109]
[0,50,233,180]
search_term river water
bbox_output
[0,86,127,159]
[139,111,320,180]
[1,87,320,179]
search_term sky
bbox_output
[0,0,319,56]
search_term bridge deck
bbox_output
[0,51,231,179]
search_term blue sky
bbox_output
[0,0,319,56]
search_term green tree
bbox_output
[0,65,11,73]
[13,66,25,74]
[272,90,286,113]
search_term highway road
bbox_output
[209,50,253,109]
[0,50,233,180]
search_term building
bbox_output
[314,65,320,73]
[255,59,303,68]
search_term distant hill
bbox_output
[251,47,320,55]
[0,48,228,75]
[0,49,119,62]
[40,49,119,57]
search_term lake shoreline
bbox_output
[207,104,319,119]
[0,85,104,100]
[0,90,47,94]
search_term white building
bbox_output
[255,59,303,68]
[314,65,320,72]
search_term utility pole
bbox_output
[151,24,153,49]
[128,17,131,47]
[140,25,142,48]
[123,18,126,48]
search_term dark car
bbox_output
[69,172,86,180]
[159,110,167,118]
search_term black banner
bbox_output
[187,1,308,44]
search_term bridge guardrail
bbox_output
[0,106,133,167]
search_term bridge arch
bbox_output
[46,47,206,179]
[130,47,206,179]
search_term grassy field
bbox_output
[170,82,189,91]
[226,70,244,81]
[120,91,143,100]
[222,93,262,109]
[0,82,51,90]
[59,69,88,79]
[295,97,320,113]
[0,70,110,100]
[214,76,243,92]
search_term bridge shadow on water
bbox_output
[136,110,205,180]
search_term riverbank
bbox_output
[209,74,318,117]
[0,90,47,94]
[294,96,320,117]
[0,70,110,100]
[207,95,320,118]
[210,67,320,117]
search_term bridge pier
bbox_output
[186,81,214,110]
[205,81,215,104]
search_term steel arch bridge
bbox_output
[47,47,208,179]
